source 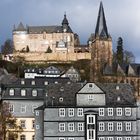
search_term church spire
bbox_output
[95,1,109,38]
[62,13,69,26]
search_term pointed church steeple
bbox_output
[62,13,69,26]
[95,1,109,38]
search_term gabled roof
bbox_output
[95,2,109,38]
[78,83,104,94]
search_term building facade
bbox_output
[35,82,140,140]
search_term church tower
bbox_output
[90,2,113,82]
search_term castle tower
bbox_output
[90,2,113,82]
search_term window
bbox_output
[21,89,26,96]
[35,111,39,116]
[99,108,104,116]
[44,81,48,85]
[32,105,38,113]
[59,138,65,140]
[117,122,122,131]
[116,108,122,116]
[88,95,93,101]
[125,122,131,131]
[68,108,74,117]
[59,97,63,102]
[32,89,37,96]
[99,122,105,131]
[108,108,113,116]
[31,80,35,85]
[36,125,40,129]
[68,123,74,131]
[78,123,84,131]
[59,123,65,132]
[68,138,74,140]
[20,120,26,128]
[32,120,35,129]
[20,135,26,140]
[125,108,131,116]
[20,105,26,113]
[117,137,122,140]
[77,108,83,117]
[59,108,65,117]
[99,138,105,140]
[108,122,113,131]
[125,137,131,140]
[21,80,25,85]
[9,104,14,113]
[9,88,14,96]
[32,135,35,140]
[107,137,113,140]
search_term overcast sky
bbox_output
[0,0,140,62]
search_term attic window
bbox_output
[21,80,25,85]
[60,87,64,92]
[89,84,93,88]
[59,97,63,102]
[116,86,119,90]
[117,96,121,101]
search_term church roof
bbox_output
[62,14,69,25]
[95,2,109,38]
[16,22,26,31]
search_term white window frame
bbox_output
[108,108,113,116]
[59,138,65,140]
[107,137,113,140]
[68,108,74,117]
[20,105,26,113]
[125,137,131,140]
[20,120,26,128]
[88,95,94,101]
[32,89,37,96]
[9,104,14,113]
[77,108,83,117]
[125,122,131,131]
[59,123,65,132]
[116,108,122,116]
[21,89,26,96]
[125,108,131,116]
[78,123,84,131]
[117,137,122,140]
[99,138,105,140]
[117,122,122,131]
[68,123,74,132]
[99,122,105,131]
[9,88,14,96]
[99,108,104,116]
[21,80,25,85]
[108,122,113,131]
[31,80,35,85]
[68,138,74,140]
[36,125,40,129]
[59,108,65,117]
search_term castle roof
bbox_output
[95,2,109,38]
[16,22,26,31]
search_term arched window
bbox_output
[21,89,26,96]
[9,88,14,96]
[32,89,37,96]
[20,135,26,140]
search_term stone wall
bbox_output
[13,52,91,62]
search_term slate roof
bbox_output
[95,2,109,38]
[104,63,140,76]
[97,83,136,106]
[15,22,26,31]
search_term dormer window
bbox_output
[32,89,37,96]
[117,96,121,101]
[9,88,15,96]
[21,89,26,96]
[60,87,64,92]
[59,97,63,102]
[89,84,93,88]
[21,80,25,85]
[116,86,119,90]
[44,81,48,85]
[31,80,35,85]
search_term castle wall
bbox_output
[13,52,91,62]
